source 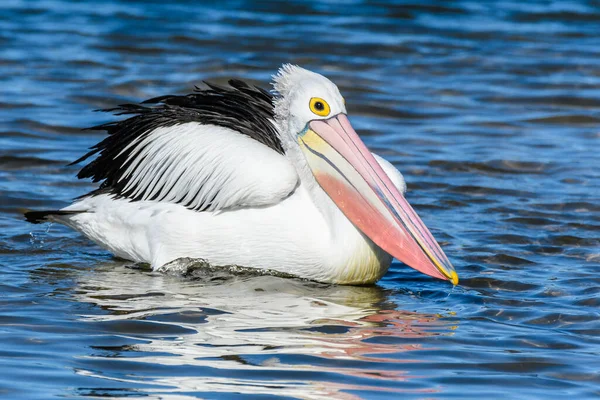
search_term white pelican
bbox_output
[25,65,458,285]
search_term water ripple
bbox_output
[1,0,599,399]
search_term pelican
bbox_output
[25,65,458,285]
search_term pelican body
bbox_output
[25,65,458,285]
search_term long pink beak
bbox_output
[298,114,458,284]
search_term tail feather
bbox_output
[24,210,84,224]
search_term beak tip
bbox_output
[450,270,459,285]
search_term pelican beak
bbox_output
[298,114,458,284]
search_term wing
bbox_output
[71,80,298,212]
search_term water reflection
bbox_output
[73,262,457,397]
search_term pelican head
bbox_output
[273,64,458,285]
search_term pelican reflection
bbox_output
[73,262,458,398]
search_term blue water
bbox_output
[1,1,600,398]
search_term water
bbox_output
[1,0,599,398]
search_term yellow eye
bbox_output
[309,97,330,117]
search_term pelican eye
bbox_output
[309,97,330,117]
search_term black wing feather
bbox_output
[72,79,283,204]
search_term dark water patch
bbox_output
[512,10,600,23]
[488,234,533,245]
[70,94,135,109]
[89,292,166,302]
[0,192,65,210]
[449,185,533,197]
[73,388,150,398]
[86,319,198,337]
[0,130,52,139]
[13,119,86,135]
[505,217,558,226]
[573,297,600,307]
[525,312,600,327]
[482,253,536,266]
[566,222,600,231]
[0,155,64,170]
[168,35,222,47]
[108,81,160,98]
[543,235,599,247]
[429,159,549,175]
[533,245,565,255]
[94,44,172,56]
[67,59,125,71]
[483,95,600,109]
[144,311,211,325]
[0,102,43,110]
[531,201,600,213]
[386,2,469,16]
[476,358,564,373]
[462,277,539,292]
[352,104,438,120]
[524,114,600,125]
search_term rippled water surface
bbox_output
[2,1,600,398]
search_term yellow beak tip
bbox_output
[450,271,459,285]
